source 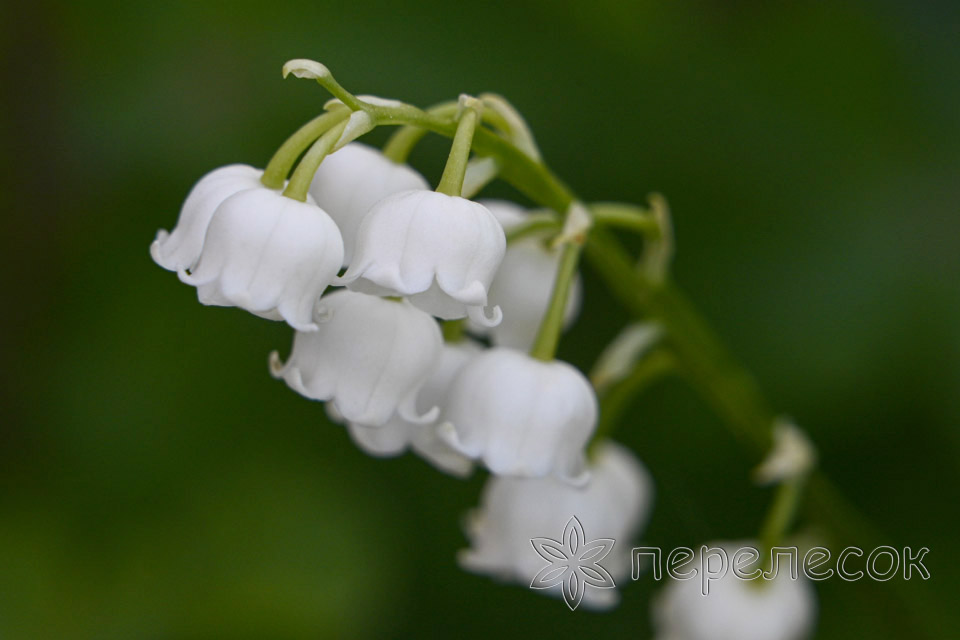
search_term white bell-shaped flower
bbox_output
[652,541,817,640]
[340,190,506,325]
[308,143,429,267]
[177,188,343,331]
[344,341,481,477]
[151,164,264,272]
[438,347,597,481]
[468,200,582,350]
[270,290,442,426]
[459,441,654,610]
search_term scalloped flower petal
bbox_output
[270,290,442,427]
[341,190,505,322]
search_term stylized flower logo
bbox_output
[530,516,616,610]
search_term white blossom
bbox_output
[270,290,442,426]
[308,143,429,266]
[150,164,264,272]
[652,541,817,640]
[340,190,505,325]
[344,341,481,477]
[467,200,582,350]
[177,188,343,331]
[438,347,596,481]
[459,441,653,610]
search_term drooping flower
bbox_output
[342,341,482,477]
[652,541,817,640]
[468,199,582,350]
[459,441,653,610]
[308,142,429,267]
[270,290,442,426]
[438,347,597,481]
[150,164,265,272]
[177,188,343,331]
[339,190,506,325]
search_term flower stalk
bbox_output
[528,242,582,361]
[436,97,483,197]
[282,119,350,202]
[261,107,350,189]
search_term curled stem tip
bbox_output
[282,58,331,81]
[282,59,365,112]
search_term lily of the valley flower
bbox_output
[652,541,817,640]
[438,347,597,481]
[308,142,429,267]
[468,199,583,350]
[340,190,506,326]
[177,188,343,331]
[151,164,265,272]
[459,441,654,610]
[270,290,442,426]
[343,341,481,477]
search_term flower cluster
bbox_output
[152,133,599,479]
[150,61,818,633]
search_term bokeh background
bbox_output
[2,1,958,637]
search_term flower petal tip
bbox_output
[149,231,171,269]
[437,421,467,453]
[399,402,440,425]
[268,350,286,377]
[467,304,502,328]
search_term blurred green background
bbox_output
[2,0,958,637]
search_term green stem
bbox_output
[585,226,955,634]
[529,242,582,361]
[436,106,480,197]
[330,101,574,212]
[583,228,775,450]
[313,76,366,112]
[382,126,430,164]
[282,120,349,202]
[442,319,465,342]
[758,476,806,572]
[261,108,350,189]
[382,103,458,163]
[504,213,560,244]
[590,202,660,234]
